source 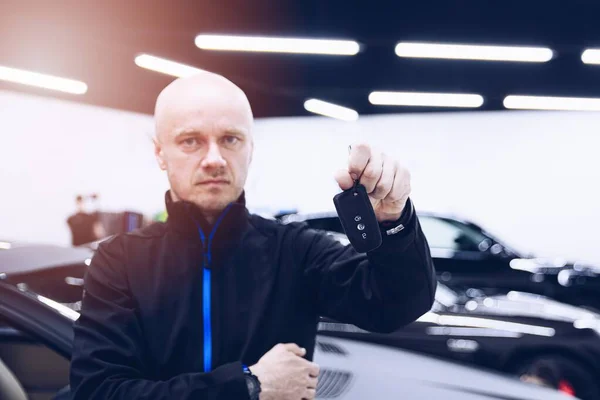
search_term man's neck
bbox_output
[168,190,219,229]
[202,214,217,227]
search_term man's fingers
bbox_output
[348,142,372,180]
[388,162,411,204]
[371,154,395,200]
[358,151,383,194]
[307,375,319,388]
[281,343,306,356]
[334,169,354,191]
[307,362,320,378]
[302,388,317,400]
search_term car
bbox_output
[278,211,600,311]
[0,244,573,400]
[0,242,91,305]
[319,282,600,399]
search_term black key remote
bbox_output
[333,182,382,253]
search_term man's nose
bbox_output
[201,143,227,168]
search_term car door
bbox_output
[0,282,74,400]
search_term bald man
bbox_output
[69,72,436,400]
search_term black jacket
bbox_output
[70,191,436,399]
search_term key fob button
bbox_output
[333,183,382,252]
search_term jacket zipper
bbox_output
[197,203,233,373]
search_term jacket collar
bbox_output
[165,190,250,251]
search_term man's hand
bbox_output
[250,343,320,400]
[335,142,411,222]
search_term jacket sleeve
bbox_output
[69,237,249,400]
[299,199,437,333]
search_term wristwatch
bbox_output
[242,364,261,400]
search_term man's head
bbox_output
[153,71,254,219]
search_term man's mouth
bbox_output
[197,179,229,185]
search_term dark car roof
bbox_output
[0,244,92,276]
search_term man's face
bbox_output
[154,92,253,215]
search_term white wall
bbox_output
[1,89,599,265]
[249,112,600,265]
[0,90,167,246]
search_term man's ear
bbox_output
[153,136,167,170]
[248,139,254,165]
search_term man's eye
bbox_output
[224,136,239,145]
[182,138,198,146]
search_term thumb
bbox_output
[282,343,306,357]
[335,168,354,191]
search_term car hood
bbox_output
[316,336,572,400]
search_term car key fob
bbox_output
[333,182,382,253]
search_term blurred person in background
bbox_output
[66,194,105,246]
[69,71,436,400]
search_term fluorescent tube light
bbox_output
[369,91,484,108]
[504,95,600,111]
[195,34,360,56]
[134,54,204,78]
[0,65,87,94]
[581,49,600,65]
[304,99,359,121]
[395,42,553,63]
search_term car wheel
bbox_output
[513,355,600,400]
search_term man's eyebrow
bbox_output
[172,127,248,139]
[224,127,248,136]
[173,128,201,139]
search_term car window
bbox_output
[420,216,487,252]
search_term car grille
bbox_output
[316,341,348,356]
[316,369,353,398]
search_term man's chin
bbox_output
[190,192,236,213]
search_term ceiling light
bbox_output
[504,95,600,111]
[0,65,87,94]
[134,54,205,78]
[304,99,359,121]
[395,42,553,63]
[369,91,484,108]
[0,242,11,250]
[581,49,600,64]
[195,34,360,56]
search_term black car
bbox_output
[278,211,600,311]
[320,281,600,399]
[0,243,572,400]
[0,241,90,304]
